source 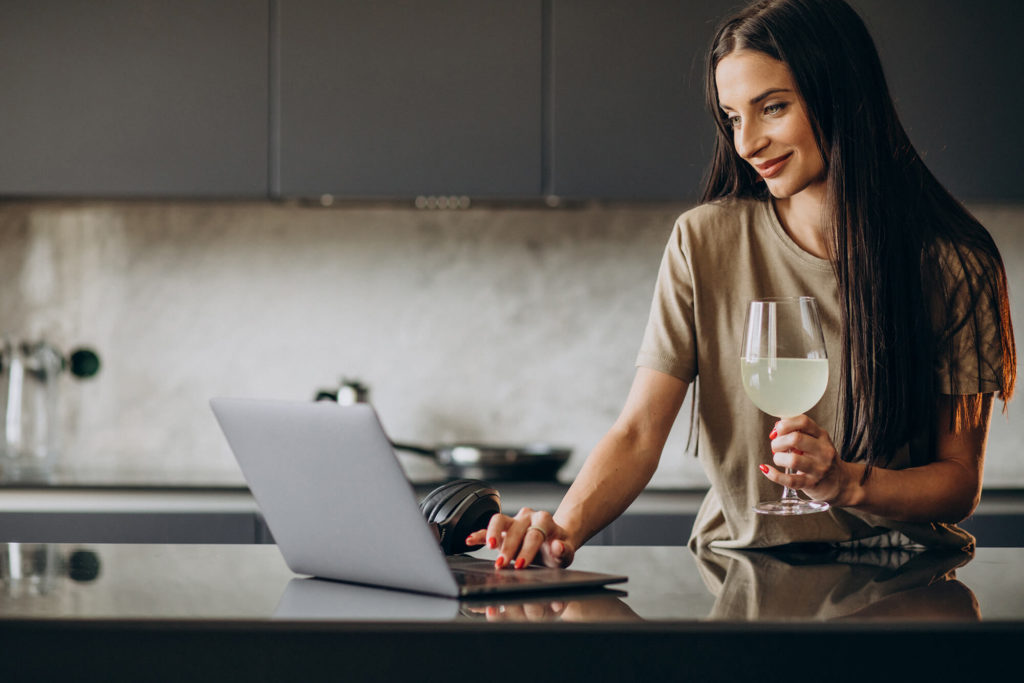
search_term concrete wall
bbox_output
[1,200,1021,487]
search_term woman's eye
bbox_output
[764,102,787,116]
[727,115,742,129]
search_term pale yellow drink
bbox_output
[740,357,828,418]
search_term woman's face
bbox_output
[715,50,826,200]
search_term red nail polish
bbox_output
[487,537,497,549]
[769,430,777,440]
[494,556,506,569]
[759,464,770,474]
[514,558,526,570]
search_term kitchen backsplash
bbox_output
[1,200,1022,487]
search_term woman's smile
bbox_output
[755,152,793,178]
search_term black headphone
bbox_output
[419,479,501,555]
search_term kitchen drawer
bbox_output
[4,486,1022,547]
[0,511,261,544]
[0,489,261,544]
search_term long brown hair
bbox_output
[702,0,1016,473]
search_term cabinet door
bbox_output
[553,0,1024,203]
[851,0,1024,201]
[550,0,732,201]
[275,0,542,199]
[0,1,269,198]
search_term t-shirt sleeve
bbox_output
[933,243,1006,395]
[635,217,698,382]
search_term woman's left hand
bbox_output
[762,415,849,504]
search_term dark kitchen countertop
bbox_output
[0,467,705,514]
[3,488,1023,551]
[0,542,1020,681]
[5,465,1023,506]
[3,470,1023,514]
[0,470,711,545]
[0,466,254,491]
[4,469,1024,546]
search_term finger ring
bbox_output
[527,526,548,541]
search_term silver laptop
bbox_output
[210,397,627,598]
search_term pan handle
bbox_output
[390,441,438,458]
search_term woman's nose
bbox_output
[735,121,768,160]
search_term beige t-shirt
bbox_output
[636,198,1001,551]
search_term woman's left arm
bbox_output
[765,394,993,523]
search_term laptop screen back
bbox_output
[211,398,460,597]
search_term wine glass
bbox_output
[741,297,830,515]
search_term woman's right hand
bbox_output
[464,508,576,569]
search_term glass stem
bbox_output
[781,468,799,502]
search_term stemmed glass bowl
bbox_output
[741,297,831,515]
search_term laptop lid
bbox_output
[211,397,626,599]
[211,397,461,597]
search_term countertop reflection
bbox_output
[3,543,1023,625]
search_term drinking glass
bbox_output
[741,297,830,515]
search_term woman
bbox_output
[467,0,1016,568]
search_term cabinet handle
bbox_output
[415,195,471,210]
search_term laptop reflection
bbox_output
[273,576,634,623]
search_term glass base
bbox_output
[753,498,830,515]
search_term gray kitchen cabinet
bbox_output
[0,1,1017,202]
[603,513,695,546]
[549,0,729,201]
[551,0,1024,202]
[0,489,263,544]
[0,0,269,198]
[849,0,1024,201]
[3,485,1023,546]
[1,510,262,544]
[274,0,543,199]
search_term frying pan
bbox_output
[312,385,570,481]
[391,441,571,481]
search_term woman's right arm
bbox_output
[466,367,690,568]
